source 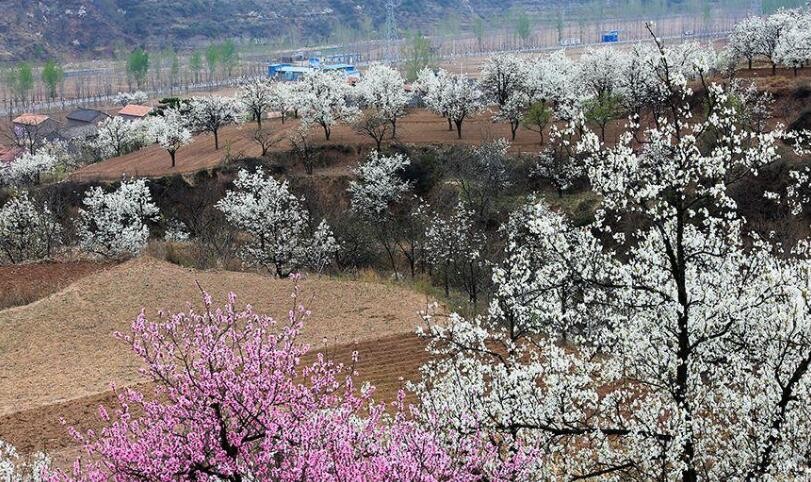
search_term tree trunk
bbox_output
[323,124,331,141]
[673,215,697,482]
[772,62,777,76]
[391,118,397,138]
[170,150,176,167]
[214,130,219,150]
[511,120,519,141]
[748,58,752,70]
[255,113,262,129]
[455,119,463,139]
[447,117,453,131]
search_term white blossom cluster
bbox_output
[291,70,359,140]
[93,116,149,159]
[728,9,811,72]
[416,69,483,138]
[0,151,58,187]
[0,439,50,482]
[348,150,411,221]
[145,108,192,166]
[187,96,244,149]
[113,91,148,106]
[424,201,486,302]
[0,192,61,263]
[416,37,811,480]
[355,64,411,136]
[77,178,159,258]
[216,169,339,276]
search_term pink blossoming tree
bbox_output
[51,280,524,481]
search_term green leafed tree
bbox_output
[584,93,624,142]
[189,51,203,84]
[41,60,64,99]
[402,32,435,82]
[473,17,485,52]
[522,101,553,145]
[218,40,239,77]
[127,48,150,89]
[4,63,33,103]
[205,44,219,81]
[514,9,532,45]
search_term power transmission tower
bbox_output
[385,0,399,64]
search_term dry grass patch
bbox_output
[0,256,432,417]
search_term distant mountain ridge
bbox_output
[0,0,548,61]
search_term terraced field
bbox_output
[0,257,433,462]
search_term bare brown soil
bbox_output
[0,256,432,419]
[69,109,552,181]
[0,261,115,310]
[0,332,429,464]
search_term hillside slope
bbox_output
[0,256,430,416]
[0,0,544,61]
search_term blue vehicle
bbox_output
[602,30,620,43]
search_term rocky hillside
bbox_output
[0,0,553,61]
[0,0,743,61]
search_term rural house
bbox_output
[65,109,110,128]
[12,113,60,152]
[60,108,111,141]
[12,113,59,137]
[118,104,152,121]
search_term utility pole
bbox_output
[385,0,399,65]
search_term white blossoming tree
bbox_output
[146,109,192,167]
[0,192,61,263]
[416,68,453,131]
[532,121,587,197]
[0,151,58,186]
[428,70,484,139]
[113,91,149,106]
[93,116,147,159]
[349,151,411,222]
[296,70,359,141]
[349,151,412,275]
[480,54,528,108]
[355,64,411,138]
[479,54,534,141]
[774,16,811,75]
[216,169,339,277]
[578,46,628,98]
[188,96,243,150]
[270,81,296,124]
[417,35,811,481]
[760,10,796,74]
[728,16,767,69]
[0,439,50,481]
[239,80,273,128]
[424,201,487,304]
[77,178,159,258]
